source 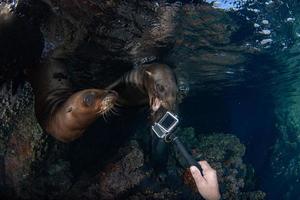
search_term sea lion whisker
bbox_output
[97,109,103,115]
[111,105,118,112]
[111,107,120,116]
[115,101,123,108]
[114,107,121,114]
[102,106,116,121]
[103,112,108,122]
[108,109,115,118]
[107,110,114,118]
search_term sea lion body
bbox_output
[108,63,178,170]
[27,51,118,142]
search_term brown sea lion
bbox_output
[107,63,178,121]
[107,63,178,171]
[27,50,118,142]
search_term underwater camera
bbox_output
[152,111,179,138]
[152,111,203,175]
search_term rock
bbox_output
[64,141,149,200]
[127,188,179,200]
[39,0,180,89]
[165,4,260,95]
[271,105,300,199]
[0,2,44,86]
[0,82,45,198]
[241,191,266,200]
[0,81,72,200]
[27,158,73,200]
[269,35,300,198]
[97,141,147,199]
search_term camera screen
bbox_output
[160,114,177,130]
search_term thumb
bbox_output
[190,166,206,186]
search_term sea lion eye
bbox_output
[83,93,96,107]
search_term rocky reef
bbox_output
[268,12,300,198]
[270,94,300,199]
[0,82,44,198]
[173,127,265,200]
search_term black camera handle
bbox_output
[166,134,204,176]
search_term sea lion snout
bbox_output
[102,91,118,104]
[146,66,178,113]
[81,90,118,108]
[98,90,118,113]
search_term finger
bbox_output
[190,166,205,185]
[199,160,213,171]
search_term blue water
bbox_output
[169,0,300,199]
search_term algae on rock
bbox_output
[174,127,265,200]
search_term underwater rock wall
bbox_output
[0,82,44,197]
[174,128,265,200]
[166,3,260,95]
[270,39,300,199]
[39,0,181,89]
[271,103,300,199]
[0,82,73,200]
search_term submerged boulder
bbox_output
[0,82,44,198]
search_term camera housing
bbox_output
[152,111,179,138]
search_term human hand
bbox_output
[190,161,221,200]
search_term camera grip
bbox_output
[173,137,204,176]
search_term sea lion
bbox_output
[27,50,118,142]
[107,63,178,120]
[107,63,178,171]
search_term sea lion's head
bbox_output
[70,89,118,117]
[45,89,118,142]
[144,64,178,117]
